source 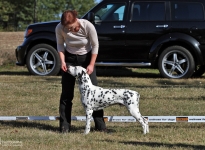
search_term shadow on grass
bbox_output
[0,66,161,78]
[1,66,205,79]
[149,124,205,130]
[0,121,59,132]
[96,67,161,78]
[119,141,205,150]
[0,121,84,133]
[102,139,204,149]
[0,71,30,76]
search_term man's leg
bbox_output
[59,71,75,132]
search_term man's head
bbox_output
[61,10,80,32]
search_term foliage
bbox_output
[0,0,97,31]
[63,0,97,17]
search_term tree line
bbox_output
[0,0,97,31]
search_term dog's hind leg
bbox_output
[128,106,148,134]
[84,109,93,135]
[145,118,149,133]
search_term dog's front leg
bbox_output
[84,109,93,135]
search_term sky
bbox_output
[95,0,102,3]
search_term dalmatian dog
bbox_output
[67,65,149,135]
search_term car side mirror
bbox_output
[87,12,95,23]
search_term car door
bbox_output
[170,1,205,44]
[89,1,128,62]
[125,1,170,61]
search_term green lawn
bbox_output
[0,66,205,150]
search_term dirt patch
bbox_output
[0,32,24,65]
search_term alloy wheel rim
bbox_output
[29,48,56,75]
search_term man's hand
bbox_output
[61,61,67,72]
[86,64,94,75]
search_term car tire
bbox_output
[26,44,61,76]
[158,46,195,79]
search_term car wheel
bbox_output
[192,65,205,77]
[158,46,195,79]
[26,44,61,76]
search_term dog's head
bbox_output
[67,65,87,78]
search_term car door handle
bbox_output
[156,25,168,28]
[113,25,125,29]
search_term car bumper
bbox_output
[15,45,27,66]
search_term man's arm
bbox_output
[86,21,99,74]
[56,24,67,72]
[87,54,97,75]
[58,51,67,72]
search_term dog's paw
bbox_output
[146,125,149,133]
[84,131,90,135]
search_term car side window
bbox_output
[95,3,126,22]
[171,2,204,21]
[132,2,165,21]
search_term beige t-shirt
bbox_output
[55,19,99,55]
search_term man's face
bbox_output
[66,19,80,32]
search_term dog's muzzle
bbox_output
[66,65,78,78]
[66,65,70,73]
[66,65,72,75]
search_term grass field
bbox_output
[0,66,205,150]
[0,32,205,149]
[0,32,24,66]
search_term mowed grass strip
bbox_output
[0,67,205,150]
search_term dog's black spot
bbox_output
[105,91,109,94]
[112,90,117,94]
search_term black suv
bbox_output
[16,0,205,79]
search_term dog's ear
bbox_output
[76,67,86,78]
[82,69,87,75]
[79,69,86,76]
